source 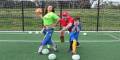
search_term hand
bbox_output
[40,28,44,34]
[51,24,56,28]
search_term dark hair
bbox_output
[44,5,55,15]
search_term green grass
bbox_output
[0,32,120,60]
[0,42,120,60]
[80,42,120,60]
[0,9,120,31]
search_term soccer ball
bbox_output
[48,54,56,60]
[72,54,80,60]
[35,8,42,16]
[42,49,49,55]
[83,32,87,35]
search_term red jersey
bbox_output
[59,16,74,31]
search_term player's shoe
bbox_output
[52,45,58,52]
[38,52,43,55]
[38,46,43,54]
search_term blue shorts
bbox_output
[41,28,54,45]
[69,31,79,42]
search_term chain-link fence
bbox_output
[0,0,120,31]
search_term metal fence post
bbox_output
[21,1,24,31]
[97,0,100,31]
[59,1,63,30]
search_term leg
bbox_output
[60,31,65,43]
[46,28,57,51]
[72,40,77,54]
[69,32,77,54]
[69,32,74,51]
[75,32,80,47]
[74,32,79,41]
[48,40,57,51]
[69,41,73,51]
[38,44,43,54]
[38,29,52,53]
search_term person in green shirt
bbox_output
[38,5,59,54]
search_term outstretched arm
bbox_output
[61,23,72,31]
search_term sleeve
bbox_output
[59,19,67,27]
[52,13,60,22]
[68,16,74,24]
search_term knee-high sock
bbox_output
[38,45,43,53]
[72,39,77,54]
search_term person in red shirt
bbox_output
[59,11,81,54]
[59,11,74,43]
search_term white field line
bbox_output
[0,33,28,34]
[105,33,120,40]
[0,31,120,33]
[0,40,120,43]
[0,31,120,34]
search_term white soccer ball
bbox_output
[48,54,56,60]
[72,54,80,60]
[83,32,87,35]
[42,49,49,55]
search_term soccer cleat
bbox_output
[38,46,43,54]
[38,49,42,54]
[38,52,43,55]
[38,51,42,54]
[52,45,58,52]
[53,47,57,52]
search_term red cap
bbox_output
[62,11,69,16]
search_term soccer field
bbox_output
[0,31,120,60]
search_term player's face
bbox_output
[62,16,67,20]
[47,6,53,12]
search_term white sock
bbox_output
[52,44,57,51]
[38,46,43,53]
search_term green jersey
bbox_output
[43,12,59,25]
